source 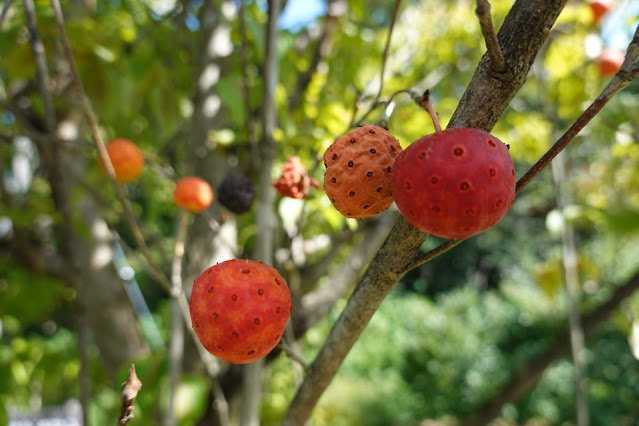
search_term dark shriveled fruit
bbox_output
[391,128,515,240]
[272,156,320,199]
[217,173,256,214]
[189,259,292,364]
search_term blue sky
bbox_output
[278,0,327,32]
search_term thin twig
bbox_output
[407,23,639,272]
[278,341,312,375]
[0,0,13,28]
[288,0,344,111]
[552,151,589,426]
[50,0,225,395]
[51,0,176,294]
[238,0,260,169]
[167,209,189,426]
[24,2,89,424]
[374,0,402,104]
[350,0,403,128]
[414,90,442,132]
[516,23,639,194]
[241,0,282,424]
[406,239,462,271]
[354,100,388,127]
[475,0,506,73]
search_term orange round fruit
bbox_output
[589,0,613,24]
[174,176,214,213]
[323,125,402,219]
[597,48,624,77]
[189,259,292,364]
[101,138,145,183]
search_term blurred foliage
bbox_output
[2,0,639,424]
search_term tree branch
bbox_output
[241,0,282,424]
[516,24,639,194]
[50,0,175,296]
[0,0,13,29]
[238,0,260,168]
[297,212,397,334]
[282,1,569,423]
[408,22,639,271]
[475,0,506,73]
[374,0,402,105]
[51,0,227,404]
[552,151,589,426]
[167,210,189,426]
[462,266,639,426]
[24,2,91,423]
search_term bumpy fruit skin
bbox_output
[189,259,292,364]
[101,138,145,183]
[217,173,256,214]
[589,0,613,24]
[597,48,624,77]
[174,176,214,213]
[272,156,319,199]
[323,125,402,219]
[391,128,515,240]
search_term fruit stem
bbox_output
[415,90,442,133]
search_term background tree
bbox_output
[1,0,639,425]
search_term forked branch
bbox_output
[282,1,572,423]
[409,22,639,270]
[516,23,639,193]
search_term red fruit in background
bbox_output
[272,156,320,199]
[391,128,515,240]
[174,176,214,213]
[189,259,292,364]
[589,0,613,24]
[597,48,624,77]
[323,125,402,219]
[100,138,145,183]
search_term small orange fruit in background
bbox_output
[101,138,145,183]
[174,176,214,213]
[597,48,625,77]
[589,0,614,25]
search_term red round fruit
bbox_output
[174,176,214,213]
[596,48,624,77]
[589,0,613,24]
[189,259,292,364]
[391,128,515,240]
[100,138,145,183]
[323,125,403,219]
